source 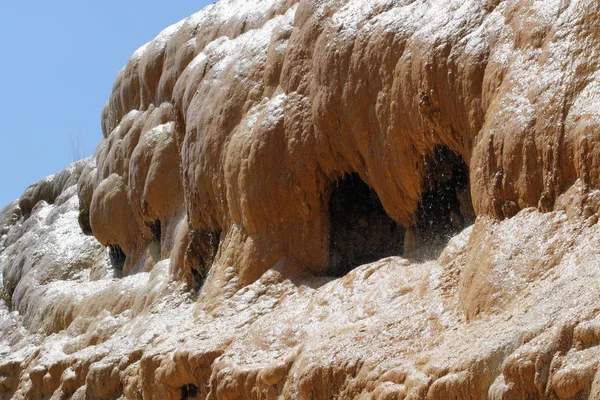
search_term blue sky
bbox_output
[0,1,212,207]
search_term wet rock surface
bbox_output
[2,0,600,398]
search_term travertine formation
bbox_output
[2,0,600,398]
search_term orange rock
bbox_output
[2,0,600,398]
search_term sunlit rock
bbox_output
[2,0,600,398]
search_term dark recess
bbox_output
[327,173,404,277]
[146,219,162,242]
[185,229,220,291]
[108,245,126,278]
[78,209,92,235]
[415,145,474,243]
[181,384,199,400]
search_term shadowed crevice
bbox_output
[181,383,199,399]
[145,219,162,242]
[326,173,404,277]
[185,229,221,291]
[108,245,126,278]
[414,145,474,245]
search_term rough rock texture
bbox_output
[2,0,600,398]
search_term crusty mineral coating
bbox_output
[1,0,600,398]
[18,159,87,216]
[84,0,600,290]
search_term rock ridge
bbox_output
[1,0,600,399]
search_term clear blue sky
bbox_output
[0,1,212,207]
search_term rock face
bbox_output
[2,0,600,398]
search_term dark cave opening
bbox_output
[180,383,199,400]
[327,173,404,277]
[146,219,162,242]
[108,245,126,278]
[185,229,221,291]
[414,145,474,244]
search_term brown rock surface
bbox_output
[2,0,600,398]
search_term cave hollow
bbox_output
[180,383,199,400]
[327,173,404,277]
[414,145,475,244]
[108,245,126,278]
[146,219,162,242]
[185,229,220,291]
